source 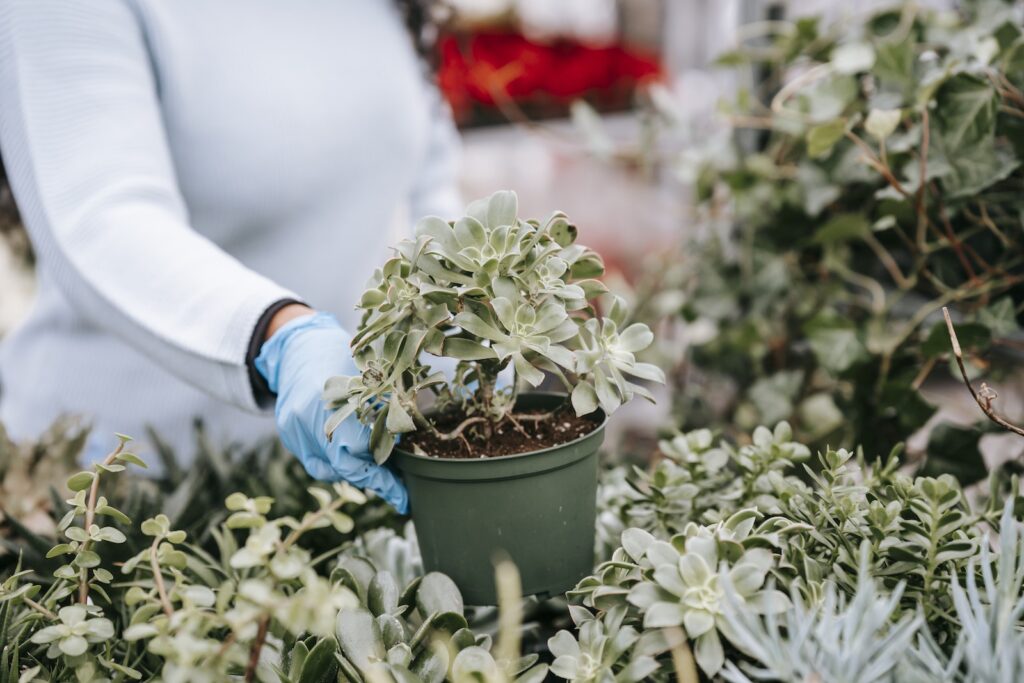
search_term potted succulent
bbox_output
[324,190,662,604]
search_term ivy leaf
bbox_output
[978,297,1020,337]
[813,213,870,244]
[807,326,867,374]
[922,321,990,357]
[873,39,915,91]
[806,119,847,158]
[864,108,902,141]
[832,42,875,74]
[935,74,998,152]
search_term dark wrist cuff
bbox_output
[247,298,306,408]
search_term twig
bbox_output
[406,400,489,444]
[23,597,57,620]
[504,412,531,439]
[943,307,1024,438]
[915,109,930,251]
[244,614,270,683]
[845,131,913,198]
[911,356,939,391]
[937,201,979,283]
[79,438,127,604]
[998,105,1024,120]
[863,233,914,289]
[149,537,174,619]
[214,632,237,660]
[771,63,833,119]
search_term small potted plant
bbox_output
[324,190,662,604]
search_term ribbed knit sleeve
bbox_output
[0,0,296,412]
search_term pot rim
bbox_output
[393,391,607,464]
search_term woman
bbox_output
[0,0,461,512]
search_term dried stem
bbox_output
[149,537,174,619]
[943,307,1024,438]
[863,233,914,289]
[78,438,127,604]
[244,614,270,683]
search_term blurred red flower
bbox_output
[438,31,663,123]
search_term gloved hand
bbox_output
[255,312,408,513]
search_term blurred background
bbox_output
[3,0,1022,483]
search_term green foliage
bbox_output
[324,191,663,462]
[612,0,1024,479]
[330,557,548,683]
[562,421,1021,680]
[2,417,1022,682]
[0,430,556,683]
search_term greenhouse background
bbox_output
[2,0,1024,681]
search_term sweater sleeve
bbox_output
[0,0,296,412]
[408,83,463,221]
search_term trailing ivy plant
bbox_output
[580,0,1024,479]
[323,190,663,461]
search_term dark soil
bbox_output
[400,405,600,459]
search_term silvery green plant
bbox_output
[547,605,668,682]
[917,497,1024,683]
[717,498,1024,683]
[0,434,394,683]
[717,543,923,683]
[596,422,810,550]
[331,555,548,683]
[568,509,792,678]
[323,191,663,461]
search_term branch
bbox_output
[149,537,175,619]
[943,307,1024,438]
[79,438,127,604]
[24,596,57,620]
[244,614,271,683]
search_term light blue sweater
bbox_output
[0,0,461,460]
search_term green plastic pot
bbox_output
[393,393,605,605]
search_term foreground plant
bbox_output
[563,420,1020,681]
[569,509,790,677]
[323,190,663,461]
[0,428,561,682]
[0,434,392,681]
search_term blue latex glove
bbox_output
[255,312,408,513]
